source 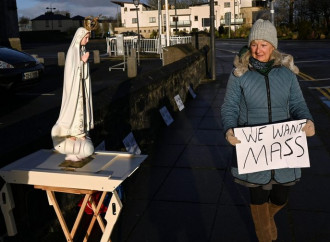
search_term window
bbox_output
[215,1,218,5]
[202,18,210,27]
[224,2,230,8]
[132,18,137,23]
[194,16,198,21]
[252,0,267,7]
[173,17,178,22]
[45,20,49,27]
[124,7,127,11]
[149,17,156,23]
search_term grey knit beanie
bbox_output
[248,19,278,49]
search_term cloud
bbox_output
[36,0,116,8]
[17,0,119,19]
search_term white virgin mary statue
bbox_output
[51,27,94,161]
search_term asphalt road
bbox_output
[216,39,330,110]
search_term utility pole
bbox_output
[46,4,56,30]
[133,0,140,65]
[269,0,274,24]
[158,0,162,52]
[158,0,162,35]
[209,0,216,80]
[174,0,177,34]
[165,0,170,46]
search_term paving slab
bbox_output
[210,205,258,242]
[112,80,330,242]
[175,145,232,168]
[154,168,225,203]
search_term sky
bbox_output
[16,0,122,19]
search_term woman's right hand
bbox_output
[225,129,241,146]
[81,52,90,63]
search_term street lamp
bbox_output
[46,4,56,30]
[132,0,140,65]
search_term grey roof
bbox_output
[71,15,85,20]
[32,13,70,21]
[32,12,76,21]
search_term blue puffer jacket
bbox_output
[221,49,313,185]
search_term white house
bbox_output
[31,12,85,32]
[112,0,245,38]
[240,0,268,26]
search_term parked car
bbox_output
[119,31,144,39]
[0,46,44,90]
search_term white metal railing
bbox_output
[220,18,244,25]
[106,36,192,57]
[170,20,191,27]
[169,36,192,46]
[106,37,159,56]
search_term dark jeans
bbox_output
[249,184,290,206]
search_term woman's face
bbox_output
[80,33,90,46]
[250,40,275,62]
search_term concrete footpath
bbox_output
[2,46,330,241]
[100,79,330,241]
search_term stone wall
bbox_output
[93,48,208,151]
[162,44,199,66]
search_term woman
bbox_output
[221,19,315,241]
[51,27,94,161]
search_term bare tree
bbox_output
[313,0,330,30]
[289,0,294,25]
[146,0,158,9]
[19,16,30,25]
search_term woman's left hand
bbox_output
[302,120,315,137]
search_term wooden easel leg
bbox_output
[70,194,91,238]
[101,190,123,242]
[83,191,107,242]
[90,196,106,232]
[46,190,73,242]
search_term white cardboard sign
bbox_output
[174,94,185,111]
[123,132,141,155]
[234,119,310,174]
[159,106,174,126]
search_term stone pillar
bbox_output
[58,52,65,66]
[93,50,100,64]
[127,56,137,78]
[8,38,22,51]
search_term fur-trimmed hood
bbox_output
[233,48,299,77]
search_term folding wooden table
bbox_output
[0,149,147,241]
